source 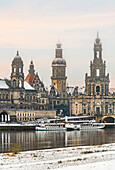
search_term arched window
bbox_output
[84,109,86,114]
[6,94,8,100]
[28,96,29,101]
[88,84,91,95]
[96,69,99,76]
[96,86,100,95]
[19,80,22,88]
[96,107,100,114]
[13,79,16,88]
[96,51,99,58]
[19,68,21,73]
[2,94,4,100]
[33,96,35,101]
[105,105,108,114]
[14,68,16,73]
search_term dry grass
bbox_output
[9,143,21,154]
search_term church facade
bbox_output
[71,34,115,122]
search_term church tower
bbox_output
[51,42,67,92]
[11,51,24,89]
[85,33,110,96]
[10,51,24,104]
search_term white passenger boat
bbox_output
[65,122,105,131]
[35,123,66,131]
[80,123,105,130]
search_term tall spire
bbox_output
[29,60,35,75]
[94,32,102,60]
[95,31,100,44]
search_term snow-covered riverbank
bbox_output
[0,143,115,170]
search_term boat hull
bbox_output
[80,124,105,130]
[35,127,66,131]
[66,128,80,131]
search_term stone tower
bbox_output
[51,42,67,92]
[85,33,110,96]
[11,51,24,89]
[10,51,24,104]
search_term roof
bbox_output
[0,79,9,89]
[24,81,35,90]
[25,73,36,84]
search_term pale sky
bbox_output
[0,0,115,88]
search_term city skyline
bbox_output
[0,0,115,88]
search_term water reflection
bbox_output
[65,130,106,147]
[1,132,10,153]
[0,128,115,153]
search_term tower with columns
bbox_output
[71,33,115,120]
[10,51,24,104]
[85,33,110,96]
[50,42,69,116]
[51,42,67,92]
[11,51,24,89]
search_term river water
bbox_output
[0,128,115,153]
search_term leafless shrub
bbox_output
[9,143,21,154]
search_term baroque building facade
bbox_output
[0,51,55,122]
[0,51,38,105]
[71,34,115,122]
[0,35,115,123]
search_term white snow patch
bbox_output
[0,143,115,170]
[0,79,9,89]
[24,81,35,90]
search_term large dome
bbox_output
[12,51,23,65]
[52,58,66,66]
